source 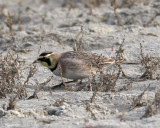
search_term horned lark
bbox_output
[33,51,115,89]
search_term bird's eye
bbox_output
[38,57,46,61]
[39,57,51,66]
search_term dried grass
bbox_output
[131,84,150,110]
[139,43,160,80]
[7,96,17,110]
[85,101,97,120]
[73,26,84,52]
[0,51,38,101]
[90,39,128,102]
[0,52,25,98]
[53,98,66,107]
[141,91,160,119]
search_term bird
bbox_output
[33,51,134,89]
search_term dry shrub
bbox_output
[2,8,13,34]
[85,101,97,120]
[118,81,133,92]
[110,0,150,10]
[53,98,66,107]
[82,0,104,8]
[0,51,39,110]
[101,38,127,92]
[144,11,160,27]
[62,0,104,17]
[28,72,52,100]
[27,85,39,100]
[73,26,84,52]
[7,96,17,110]
[131,84,150,110]
[4,18,13,34]
[2,0,26,32]
[90,60,126,103]
[90,38,128,102]
[102,65,121,92]
[0,52,23,109]
[154,92,160,111]
[141,104,155,119]
[139,43,160,80]
[0,52,24,98]
[110,0,155,26]
[110,0,137,26]
[62,0,78,8]
[62,0,104,8]
[141,91,160,119]
[0,51,37,99]
[12,45,32,54]
[110,0,137,9]
[91,71,103,102]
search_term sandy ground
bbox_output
[0,0,160,128]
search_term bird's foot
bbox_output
[51,82,64,90]
[79,79,83,84]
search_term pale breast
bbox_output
[63,69,90,80]
[52,63,90,80]
[52,64,61,77]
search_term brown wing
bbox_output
[59,51,115,71]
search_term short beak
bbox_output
[33,59,39,64]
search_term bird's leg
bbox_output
[79,79,83,84]
[51,82,64,90]
[65,80,76,84]
[51,80,76,90]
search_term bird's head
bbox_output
[33,51,57,69]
